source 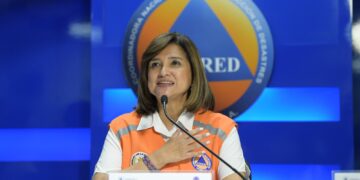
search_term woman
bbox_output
[93,32,247,180]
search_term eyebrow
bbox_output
[149,58,160,62]
[168,56,183,60]
[151,56,183,61]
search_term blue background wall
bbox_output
[0,0,91,179]
[91,0,354,179]
[0,0,359,179]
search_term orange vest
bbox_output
[109,110,236,179]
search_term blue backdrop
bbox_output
[91,0,353,179]
[0,0,90,179]
[0,0,356,179]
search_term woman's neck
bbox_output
[157,97,186,130]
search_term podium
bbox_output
[333,171,360,180]
[108,171,212,180]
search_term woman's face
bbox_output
[147,43,192,103]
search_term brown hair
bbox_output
[135,32,214,115]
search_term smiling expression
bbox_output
[147,43,192,103]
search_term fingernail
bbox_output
[199,127,204,131]
[206,140,210,144]
[205,132,210,137]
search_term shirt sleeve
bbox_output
[218,127,246,179]
[94,129,122,174]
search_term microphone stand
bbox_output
[161,96,247,180]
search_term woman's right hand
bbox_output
[149,127,210,169]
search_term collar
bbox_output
[137,111,195,138]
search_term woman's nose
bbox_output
[159,65,169,76]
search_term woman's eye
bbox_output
[171,60,181,66]
[149,62,160,68]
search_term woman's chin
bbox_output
[154,90,170,98]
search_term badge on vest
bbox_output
[192,153,212,171]
[130,152,147,166]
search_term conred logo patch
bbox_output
[192,153,212,171]
[123,0,273,118]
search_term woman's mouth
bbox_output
[156,81,174,87]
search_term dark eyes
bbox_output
[171,60,181,66]
[149,61,160,68]
[149,59,181,69]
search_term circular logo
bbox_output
[192,153,212,171]
[123,0,273,118]
[130,152,147,165]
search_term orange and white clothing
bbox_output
[94,110,246,179]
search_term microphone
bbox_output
[160,95,247,180]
